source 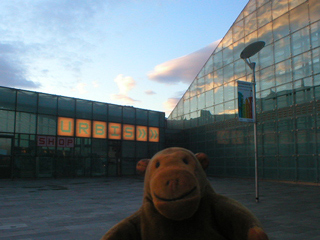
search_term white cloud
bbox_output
[111,74,140,105]
[148,40,220,85]
[72,82,88,94]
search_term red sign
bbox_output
[37,136,56,147]
[57,137,74,148]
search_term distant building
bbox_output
[0,86,165,178]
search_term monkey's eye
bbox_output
[183,158,189,164]
[155,161,160,168]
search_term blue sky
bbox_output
[0,0,248,116]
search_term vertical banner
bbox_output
[237,81,254,122]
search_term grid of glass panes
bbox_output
[167,0,320,183]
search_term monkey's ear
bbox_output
[195,153,209,170]
[136,159,150,175]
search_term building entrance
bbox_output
[107,142,121,176]
[0,136,13,179]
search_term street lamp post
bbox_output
[240,41,265,203]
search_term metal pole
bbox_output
[251,62,259,203]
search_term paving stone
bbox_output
[0,176,319,240]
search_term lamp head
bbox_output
[240,41,265,59]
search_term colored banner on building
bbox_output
[136,126,147,141]
[108,122,122,140]
[149,127,159,142]
[76,119,91,138]
[57,117,159,142]
[93,121,107,139]
[58,117,74,136]
[123,124,135,140]
[237,81,254,123]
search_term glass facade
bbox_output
[0,86,165,178]
[167,0,320,183]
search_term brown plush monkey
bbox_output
[101,147,269,240]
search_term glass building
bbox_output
[0,86,165,178]
[167,0,320,183]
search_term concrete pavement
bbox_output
[1,176,320,240]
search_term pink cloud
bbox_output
[148,40,220,85]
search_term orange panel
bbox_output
[76,119,91,137]
[149,127,159,142]
[57,117,74,136]
[108,123,122,140]
[123,124,135,141]
[93,121,107,139]
[136,126,148,142]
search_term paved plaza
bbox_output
[1,176,320,240]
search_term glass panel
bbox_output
[215,104,224,121]
[0,87,16,110]
[272,0,288,20]
[0,110,14,132]
[17,91,37,113]
[224,101,236,119]
[198,93,205,110]
[309,0,320,23]
[223,64,234,83]
[294,85,313,104]
[177,101,184,116]
[278,131,294,155]
[149,111,159,126]
[76,99,92,119]
[123,107,135,124]
[190,96,197,112]
[184,99,190,114]
[261,89,276,111]
[243,0,256,17]
[222,46,233,65]
[205,73,214,91]
[38,94,57,115]
[291,27,311,56]
[58,97,75,117]
[197,77,205,94]
[276,82,293,93]
[259,66,275,91]
[234,59,246,79]
[213,51,223,70]
[277,91,293,108]
[259,44,273,68]
[37,115,56,135]
[289,3,309,33]
[258,22,273,45]
[274,37,291,63]
[222,30,233,48]
[275,59,292,85]
[91,139,107,176]
[205,90,214,108]
[245,11,257,37]
[233,19,244,42]
[312,47,320,75]
[245,30,258,46]
[204,56,213,75]
[289,0,306,10]
[108,104,122,122]
[224,81,235,101]
[15,113,36,134]
[136,109,148,125]
[311,22,320,49]
[257,2,271,28]
[214,86,224,105]
[93,102,108,121]
[292,52,312,80]
[273,13,290,40]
